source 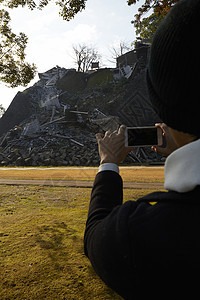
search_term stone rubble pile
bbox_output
[0,127,98,167]
[0,44,164,167]
[0,104,160,167]
[0,111,108,167]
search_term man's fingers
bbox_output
[97,126,127,141]
[96,125,127,143]
[104,130,112,138]
[152,145,168,156]
[155,123,168,134]
[117,124,126,136]
[96,133,104,142]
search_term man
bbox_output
[84,0,200,298]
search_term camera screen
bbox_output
[127,127,157,146]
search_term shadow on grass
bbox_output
[32,221,122,299]
[35,221,79,270]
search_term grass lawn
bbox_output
[0,167,164,299]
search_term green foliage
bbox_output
[0,9,36,87]
[56,0,87,21]
[134,12,165,42]
[3,0,87,20]
[128,0,179,40]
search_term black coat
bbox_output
[84,171,200,299]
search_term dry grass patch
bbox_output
[0,166,164,183]
[120,167,164,182]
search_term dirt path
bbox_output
[0,178,164,189]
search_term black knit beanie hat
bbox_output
[146,0,200,136]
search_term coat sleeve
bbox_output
[84,170,138,298]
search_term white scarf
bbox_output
[164,139,200,193]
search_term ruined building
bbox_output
[0,42,163,167]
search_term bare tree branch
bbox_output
[72,44,101,73]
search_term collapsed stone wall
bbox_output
[0,124,99,167]
[0,48,164,167]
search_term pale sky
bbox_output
[0,0,142,109]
